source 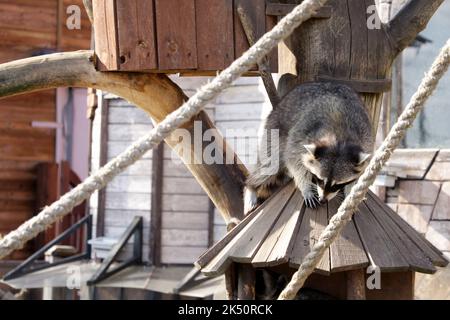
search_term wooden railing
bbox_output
[35,161,88,253]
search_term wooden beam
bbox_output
[150,143,164,266]
[96,98,109,237]
[346,269,366,300]
[315,76,392,93]
[237,264,255,300]
[0,50,246,224]
[266,3,332,18]
[386,0,445,55]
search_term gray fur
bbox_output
[245,82,374,211]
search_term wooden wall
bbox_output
[93,0,278,73]
[90,76,270,264]
[0,0,91,259]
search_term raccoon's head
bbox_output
[302,141,371,203]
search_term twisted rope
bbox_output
[279,39,450,300]
[0,0,329,260]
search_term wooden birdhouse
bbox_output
[196,182,448,299]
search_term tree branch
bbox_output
[386,0,444,55]
[0,50,246,222]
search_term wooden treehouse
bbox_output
[88,0,448,300]
[0,0,448,300]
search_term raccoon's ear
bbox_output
[303,144,316,157]
[358,152,371,165]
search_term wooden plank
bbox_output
[162,194,210,212]
[150,143,163,265]
[347,0,368,81]
[384,149,438,179]
[234,0,265,69]
[432,182,450,220]
[368,192,448,267]
[365,271,415,300]
[200,184,295,276]
[155,0,197,70]
[105,192,151,211]
[346,269,366,300]
[331,0,352,79]
[196,186,278,268]
[116,0,157,71]
[365,195,436,274]
[266,4,332,18]
[229,184,295,262]
[97,99,109,237]
[161,229,208,247]
[265,10,278,73]
[328,198,369,273]
[92,0,119,70]
[0,190,34,201]
[252,190,304,267]
[354,202,410,272]
[161,246,207,264]
[290,204,330,274]
[195,0,234,71]
[59,0,92,51]
[315,76,392,93]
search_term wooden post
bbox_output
[237,264,256,300]
[96,98,109,237]
[150,143,164,266]
[277,0,444,138]
[346,269,366,300]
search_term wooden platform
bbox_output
[196,182,448,277]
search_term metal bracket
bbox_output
[87,216,143,285]
[3,215,93,281]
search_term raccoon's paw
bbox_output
[244,187,258,214]
[302,187,320,209]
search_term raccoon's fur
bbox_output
[245,82,374,212]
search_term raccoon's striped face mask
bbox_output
[312,174,355,194]
[303,143,371,202]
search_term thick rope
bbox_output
[279,39,450,300]
[0,0,329,260]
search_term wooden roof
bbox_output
[196,182,448,277]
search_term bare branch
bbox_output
[386,0,444,54]
[0,51,246,222]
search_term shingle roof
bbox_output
[196,182,448,276]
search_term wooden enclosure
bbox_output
[0,0,91,260]
[92,0,331,73]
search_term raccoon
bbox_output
[245,82,374,212]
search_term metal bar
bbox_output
[86,214,93,258]
[133,218,143,264]
[3,215,92,281]
[14,253,88,276]
[87,216,143,285]
[174,266,201,293]
[87,256,140,285]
